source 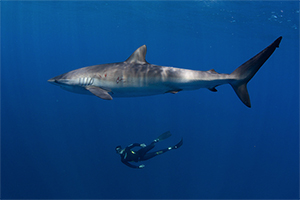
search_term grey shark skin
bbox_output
[48,37,282,107]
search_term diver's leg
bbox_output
[136,142,155,157]
[140,148,170,161]
[140,138,183,161]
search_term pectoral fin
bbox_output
[86,86,113,100]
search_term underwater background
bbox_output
[1,1,299,199]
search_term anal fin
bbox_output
[208,87,218,92]
[166,89,182,94]
[86,86,113,100]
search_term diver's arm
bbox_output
[127,143,141,150]
[121,160,144,169]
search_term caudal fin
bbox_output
[230,36,282,108]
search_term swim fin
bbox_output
[172,138,183,149]
[154,131,172,143]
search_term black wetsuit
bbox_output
[119,142,170,169]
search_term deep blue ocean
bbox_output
[2,1,299,199]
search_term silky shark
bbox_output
[48,37,282,107]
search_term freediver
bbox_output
[115,131,183,169]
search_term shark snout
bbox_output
[47,78,60,86]
[47,78,55,82]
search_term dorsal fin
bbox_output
[207,69,218,74]
[125,45,148,64]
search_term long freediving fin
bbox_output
[168,138,183,150]
[154,131,172,142]
[173,138,183,149]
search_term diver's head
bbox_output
[115,146,123,154]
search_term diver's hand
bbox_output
[139,164,145,169]
[140,143,146,148]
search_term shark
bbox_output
[48,36,282,108]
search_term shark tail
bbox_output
[229,36,282,108]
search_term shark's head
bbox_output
[47,76,62,86]
[48,73,73,86]
[48,74,90,94]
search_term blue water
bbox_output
[2,1,299,199]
